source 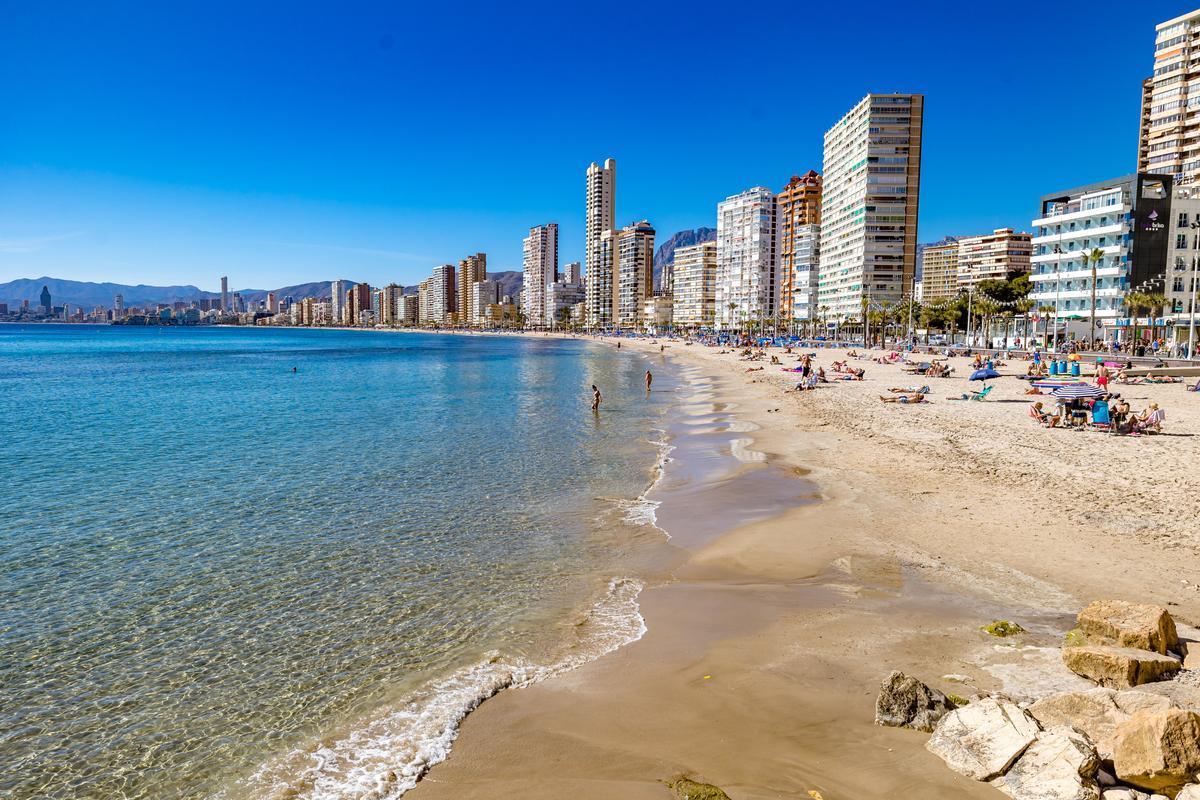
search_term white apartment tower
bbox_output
[330,279,346,326]
[672,241,717,327]
[429,265,456,324]
[220,276,229,313]
[715,187,778,330]
[585,158,616,327]
[523,223,558,327]
[819,93,923,320]
[1138,9,1200,183]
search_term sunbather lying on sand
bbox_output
[888,385,931,394]
[879,393,926,404]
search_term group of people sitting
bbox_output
[1029,396,1165,434]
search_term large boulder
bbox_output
[1030,689,1171,762]
[1062,647,1180,689]
[927,697,1040,781]
[875,671,958,732]
[992,728,1101,800]
[1112,709,1200,794]
[1077,601,1179,656]
[1099,790,1151,799]
[1177,785,1200,799]
[1134,681,1200,713]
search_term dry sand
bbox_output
[406,335,1200,800]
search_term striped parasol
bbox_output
[1050,384,1105,399]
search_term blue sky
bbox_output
[0,0,1192,291]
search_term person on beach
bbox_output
[879,392,925,404]
[645,370,653,392]
[591,384,602,411]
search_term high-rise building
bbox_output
[956,228,1033,291]
[920,239,961,302]
[113,294,124,320]
[1138,10,1200,184]
[715,187,778,330]
[330,279,346,325]
[380,284,404,325]
[615,221,655,328]
[266,292,276,314]
[428,265,456,324]
[220,276,229,313]
[523,224,558,327]
[457,253,487,324]
[561,261,582,285]
[469,280,500,325]
[1030,173,1173,341]
[777,171,823,323]
[397,293,420,325]
[672,241,718,327]
[819,93,924,320]
[40,285,52,315]
[349,283,372,325]
[418,279,432,324]
[585,158,616,327]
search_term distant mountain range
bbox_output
[0,273,525,310]
[653,227,716,289]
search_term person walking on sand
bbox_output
[645,370,653,392]
[591,384,602,411]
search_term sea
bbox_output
[0,324,678,800]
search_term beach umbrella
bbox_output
[1050,384,1104,399]
[969,368,1001,382]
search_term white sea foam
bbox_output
[246,577,646,800]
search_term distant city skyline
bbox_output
[2,0,1196,291]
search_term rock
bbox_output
[993,728,1101,800]
[1031,689,1176,763]
[1062,647,1180,689]
[1177,785,1200,799]
[874,670,957,732]
[1077,601,1179,656]
[1100,790,1150,800]
[926,697,1041,781]
[1112,709,1200,794]
[1096,768,1116,786]
[984,620,1027,637]
[1135,681,1200,712]
[666,777,731,800]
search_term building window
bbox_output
[1180,212,1190,228]
[1178,233,1188,249]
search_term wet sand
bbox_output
[404,334,1200,799]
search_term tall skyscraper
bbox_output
[330,279,346,326]
[585,158,616,327]
[920,239,961,302]
[40,285,52,315]
[113,293,124,320]
[220,276,229,313]
[819,93,923,320]
[672,241,718,327]
[1138,10,1200,183]
[457,253,487,324]
[715,187,778,330]
[348,283,372,325]
[777,171,823,323]
[523,224,558,327]
[561,261,582,285]
[615,221,655,328]
[429,265,456,324]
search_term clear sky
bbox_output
[0,0,1193,292]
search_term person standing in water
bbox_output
[591,384,602,411]
[645,370,653,392]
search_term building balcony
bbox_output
[1032,204,1129,228]
[1032,223,1125,245]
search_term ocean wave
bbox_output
[243,577,646,800]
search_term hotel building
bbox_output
[330,279,346,325]
[819,93,923,320]
[1030,173,1173,340]
[777,171,822,322]
[585,159,616,327]
[457,253,487,324]
[523,223,558,328]
[428,265,456,325]
[1138,9,1200,184]
[956,228,1033,291]
[919,238,960,302]
[715,187,778,330]
[671,240,717,327]
[608,220,655,328]
[469,280,500,325]
[397,293,420,325]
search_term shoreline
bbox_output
[400,332,1200,799]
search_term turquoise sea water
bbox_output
[0,325,674,799]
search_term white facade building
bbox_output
[585,159,616,327]
[787,224,820,322]
[715,187,778,330]
[672,241,717,327]
[523,223,558,328]
[330,279,346,326]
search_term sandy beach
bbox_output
[403,334,1200,800]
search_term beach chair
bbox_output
[1090,401,1111,432]
[967,385,993,401]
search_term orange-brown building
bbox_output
[777,170,822,322]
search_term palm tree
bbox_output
[1038,304,1056,349]
[975,299,1000,347]
[1124,291,1150,346]
[1080,248,1104,348]
[1146,293,1168,345]
[1016,298,1035,348]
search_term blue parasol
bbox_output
[969,368,1001,382]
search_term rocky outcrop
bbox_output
[1030,689,1174,762]
[926,698,1040,780]
[874,671,958,732]
[992,728,1101,800]
[1062,647,1180,689]
[1176,785,1200,799]
[1112,709,1200,794]
[1077,601,1179,656]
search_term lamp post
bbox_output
[1052,244,1064,353]
[965,284,975,348]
